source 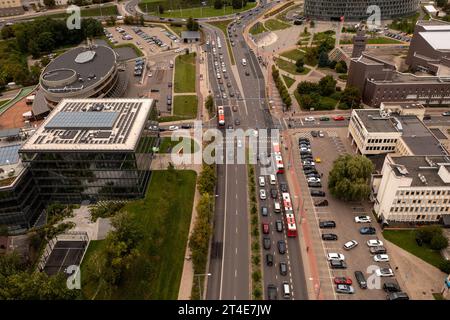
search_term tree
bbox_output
[340,86,362,109]
[295,57,304,73]
[328,154,374,201]
[318,50,329,67]
[335,60,347,73]
[310,20,315,28]
[437,0,448,8]
[43,0,55,7]
[214,0,223,9]
[416,225,442,244]
[232,0,247,9]
[124,15,134,25]
[205,95,214,116]
[318,75,336,97]
[298,93,320,110]
[107,16,116,26]
[1,25,14,39]
[139,15,145,26]
[186,17,199,31]
[430,233,448,250]
[158,5,164,14]
[198,164,216,194]
[439,260,450,273]
[297,81,318,94]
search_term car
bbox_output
[279,262,288,276]
[375,268,394,277]
[259,176,265,187]
[442,111,450,116]
[298,137,310,143]
[267,284,277,300]
[277,240,286,254]
[311,190,325,197]
[270,188,278,199]
[307,177,321,183]
[168,82,172,87]
[343,240,358,250]
[322,233,338,241]
[222,92,227,99]
[354,215,372,223]
[386,292,409,300]
[367,239,383,247]
[232,105,238,112]
[383,282,401,293]
[360,227,376,235]
[423,114,431,120]
[308,181,322,188]
[311,131,318,137]
[326,253,345,261]
[330,260,347,269]
[168,125,179,131]
[304,116,315,122]
[335,284,354,294]
[275,220,283,232]
[263,237,271,250]
[227,125,233,130]
[369,246,387,254]
[261,206,268,216]
[280,183,288,192]
[245,70,250,76]
[262,223,269,234]
[315,157,322,163]
[303,165,315,171]
[181,124,192,129]
[259,189,267,200]
[319,116,330,121]
[354,271,367,289]
[374,254,389,262]
[333,116,345,121]
[266,254,274,266]
[237,139,242,148]
[314,199,328,207]
[318,131,324,137]
[300,147,311,152]
[148,72,153,77]
[234,118,240,126]
[334,277,352,285]
[319,220,336,228]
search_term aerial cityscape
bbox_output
[1,0,450,307]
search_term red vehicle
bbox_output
[334,277,353,285]
[333,116,345,121]
[262,223,270,234]
[285,213,297,237]
[217,105,225,126]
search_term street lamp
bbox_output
[195,273,212,299]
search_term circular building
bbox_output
[304,0,420,21]
[39,45,121,109]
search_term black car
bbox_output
[261,206,268,216]
[308,181,322,188]
[330,260,347,269]
[369,246,387,254]
[235,118,240,126]
[383,282,401,293]
[298,138,310,144]
[314,199,328,207]
[311,131,318,137]
[423,114,431,120]
[311,190,326,197]
[360,226,376,235]
[304,169,318,175]
[322,233,338,241]
[303,165,315,171]
[300,150,312,156]
[275,220,283,232]
[277,240,286,254]
[267,284,277,300]
[181,124,191,129]
[386,292,409,300]
[354,271,367,289]
[270,188,278,199]
[279,262,288,276]
[263,237,271,250]
[266,254,274,266]
[319,220,336,228]
[279,183,288,192]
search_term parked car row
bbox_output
[104,28,118,44]
[299,137,323,189]
[134,58,145,77]
[384,31,411,42]
[132,26,169,48]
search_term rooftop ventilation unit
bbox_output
[418,173,428,185]
[425,156,436,167]
[397,165,409,176]
[393,117,403,131]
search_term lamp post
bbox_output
[195,273,212,299]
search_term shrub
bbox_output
[439,260,450,273]
[430,233,449,250]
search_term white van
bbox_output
[274,201,281,213]
[259,176,265,187]
[270,174,276,185]
[282,282,290,299]
[242,58,247,66]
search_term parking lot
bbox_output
[289,127,403,300]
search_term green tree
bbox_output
[186,16,199,31]
[437,0,448,8]
[198,164,216,194]
[318,50,329,67]
[340,86,362,109]
[1,25,14,39]
[43,0,55,7]
[416,225,442,244]
[318,75,336,96]
[439,260,450,273]
[205,95,214,116]
[310,20,315,28]
[297,81,318,94]
[295,57,304,73]
[232,0,247,9]
[298,93,320,110]
[335,60,347,73]
[214,0,223,9]
[430,233,448,250]
[328,154,374,201]
[107,16,116,26]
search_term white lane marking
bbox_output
[219,163,228,300]
[235,247,238,255]
[235,269,237,278]
[236,227,238,234]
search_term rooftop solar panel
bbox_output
[45,112,120,130]
[0,144,21,166]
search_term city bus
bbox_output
[285,213,297,237]
[217,105,225,127]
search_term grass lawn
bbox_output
[294,91,338,110]
[249,22,267,35]
[174,53,196,93]
[282,75,295,88]
[383,229,446,269]
[280,49,304,62]
[81,170,197,299]
[167,24,186,37]
[173,95,198,119]
[159,137,199,153]
[264,19,291,31]
[276,58,310,75]
[340,36,403,45]
[156,3,256,18]
[44,5,118,18]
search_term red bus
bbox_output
[285,213,297,237]
[282,192,293,215]
[217,105,225,127]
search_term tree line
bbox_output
[272,65,292,110]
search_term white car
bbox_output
[375,268,394,277]
[318,131,325,137]
[148,72,153,77]
[307,177,321,183]
[300,147,311,152]
[373,254,389,262]
[354,215,372,223]
[367,239,383,247]
[168,126,179,131]
[259,189,267,200]
[304,117,315,122]
[326,253,345,261]
[259,176,265,187]
[302,161,315,166]
[252,129,258,137]
[217,73,221,79]
[237,139,242,148]
[343,240,358,250]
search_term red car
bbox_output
[333,116,345,121]
[334,277,352,285]
[262,223,270,234]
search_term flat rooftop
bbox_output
[20,99,153,152]
[355,110,399,133]
[0,141,25,189]
[390,155,450,187]
[419,31,450,51]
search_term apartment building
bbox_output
[373,154,450,223]
[0,0,24,16]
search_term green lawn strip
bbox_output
[264,19,291,31]
[173,95,198,118]
[383,229,445,269]
[276,58,310,75]
[81,170,197,299]
[80,240,107,298]
[167,24,186,37]
[159,136,199,153]
[43,5,118,19]
[207,20,235,65]
[155,3,256,19]
[282,75,295,88]
[340,37,403,45]
[280,49,304,62]
[174,53,196,93]
[0,100,9,107]
[249,22,268,35]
